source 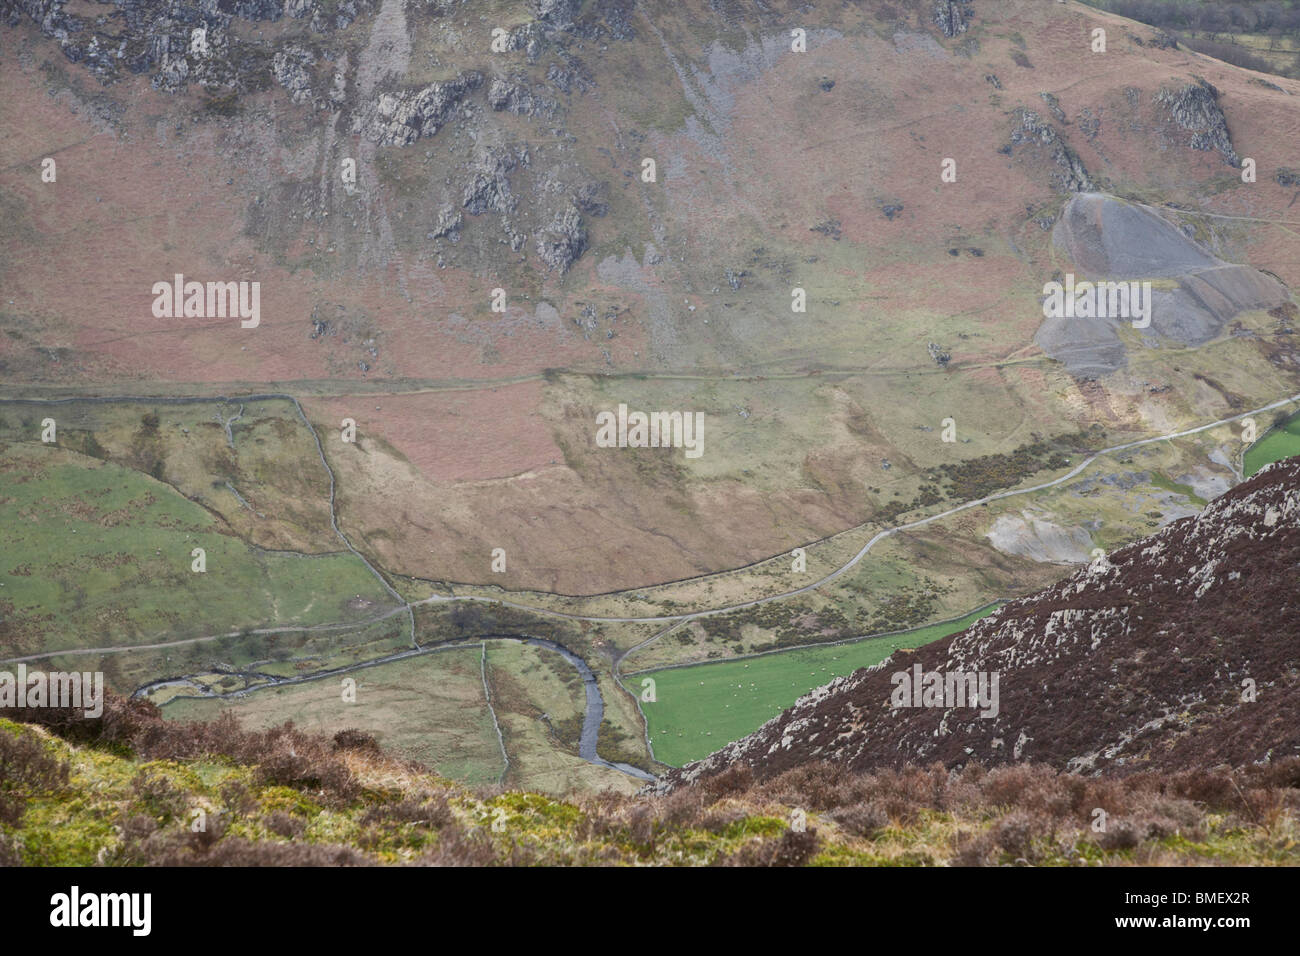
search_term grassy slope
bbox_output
[638,607,998,767]
[162,648,507,788]
[1245,412,1300,476]
[0,443,392,657]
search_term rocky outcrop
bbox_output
[279,0,371,32]
[1155,78,1239,166]
[536,203,587,273]
[933,0,973,38]
[1150,29,1178,50]
[1009,108,1094,192]
[272,45,316,106]
[2,0,610,138]
[529,0,580,27]
[358,71,483,146]
[3,0,365,93]
[328,65,348,109]
[462,145,518,216]
[547,59,595,94]
[430,206,463,242]
[227,0,284,20]
[572,180,609,218]
[498,20,549,63]
[1039,91,1066,124]
[656,457,1300,792]
[487,75,557,118]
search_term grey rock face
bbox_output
[1077,107,1100,142]
[431,206,463,241]
[224,0,283,20]
[571,180,608,218]
[1039,91,1066,124]
[933,0,973,38]
[6,0,361,93]
[1150,29,1177,50]
[358,71,484,146]
[487,75,557,118]
[529,0,580,27]
[536,203,587,273]
[272,45,316,105]
[499,20,549,62]
[328,67,347,108]
[1155,78,1239,166]
[547,59,594,94]
[462,146,518,216]
[1009,108,1094,193]
[312,0,365,32]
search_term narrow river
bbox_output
[517,637,657,782]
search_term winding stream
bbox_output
[517,637,657,782]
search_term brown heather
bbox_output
[2,700,1298,866]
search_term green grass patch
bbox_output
[637,605,998,767]
[1148,471,1208,507]
[1244,410,1300,477]
[0,444,392,658]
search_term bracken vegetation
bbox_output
[875,429,1106,525]
[2,695,1297,867]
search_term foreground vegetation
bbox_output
[3,700,1297,867]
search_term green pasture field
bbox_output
[636,605,998,767]
[1245,410,1300,477]
[0,443,393,657]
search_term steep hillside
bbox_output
[4,0,1300,594]
[660,455,1300,790]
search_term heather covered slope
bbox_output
[661,456,1300,790]
[4,703,1299,866]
